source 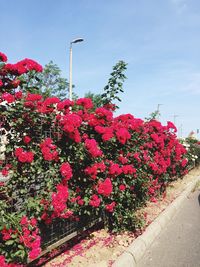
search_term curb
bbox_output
[112,175,200,267]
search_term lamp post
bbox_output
[69,38,84,100]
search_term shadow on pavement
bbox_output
[198,194,200,206]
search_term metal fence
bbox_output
[0,124,103,261]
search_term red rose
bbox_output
[1,228,12,241]
[76,98,93,109]
[30,218,37,227]
[122,165,136,174]
[60,162,73,180]
[15,147,23,157]
[181,158,188,167]
[0,52,7,62]
[15,91,23,100]
[98,178,113,197]
[15,148,34,163]
[1,168,8,177]
[89,194,101,207]
[109,163,122,176]
[119,184,126,191]
[2,93,15,103]
[28,247,41,260]
[167,121,177,132]
[23,136,31,144]
[26,152,34,163]
[78,199,84,206]
[20,216,28,225]
[105,201,116,212]
[85,139,103,158]
[26,93,42,102]
[18,152,27,163]
[115,128,131,144]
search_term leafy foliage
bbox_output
[0,51,195,266]
[101,60,127,109]
[35,61,69,99]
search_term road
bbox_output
[137,189,200,267]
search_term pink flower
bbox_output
[0,255,7,266]
[60,162,73,180]
[26,93,42,102]
[84,165,98,179]
[23,136,31,144]
[15,148,34,163]
[77,199,84,206]
[167,121,177,132]
[95,107,113,121]
[84,139,103,158]
[105,202,116,212]
[89,194,101,207]
[18,151,34,163]
[1,168,8,177]
[0,52,7,62]
[1,228,12,241]
[122,165,136,174]
[57,99,74,110]
[2,93,15,103]
[119,184,126,191]
[76,98,93,109]
[181,158,188,167]
[15,91,23,100]
[98,178,113,197]
[30,218,37,227]
[109,163,122,176]
[51,184,70,217]
[115,128,131,144]
[20,216,28,225]
[15,148,23,157]
[40,139,58,161]
[150,197,157,203]
[28,248,41,260]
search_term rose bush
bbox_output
[180,137,200,167]
[0,52,191,265]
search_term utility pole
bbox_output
[173,114,178,125]
[156,104,163,121]
[179,124,183,138]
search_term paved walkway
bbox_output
[137,189,200,267]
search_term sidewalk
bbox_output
[137,188,200,267]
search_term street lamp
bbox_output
[69,38,84,100]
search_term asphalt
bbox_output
[137,189,200,267]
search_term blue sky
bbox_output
[1,0,200,137]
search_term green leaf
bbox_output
[18,244,24,250]
[5,239,15,245]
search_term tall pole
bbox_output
[69,43,73,101]
[157,104,163,121]
[68,38,84,100]
[178,124,183,138]
[173,114,178,125]
[180,124,183,138]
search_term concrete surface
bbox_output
[113,176,200,267]
[137,189,200,267]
